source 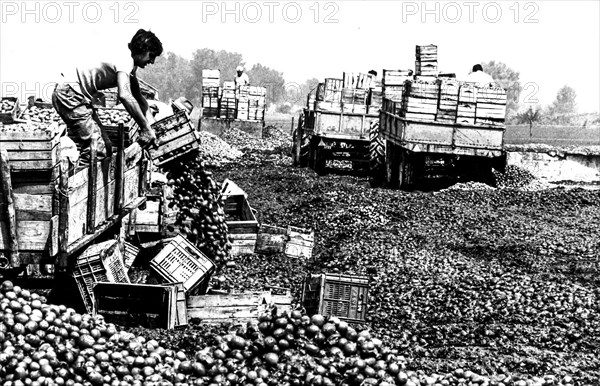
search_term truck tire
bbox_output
[369,120,385,187]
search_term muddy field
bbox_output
[157,128,600,383]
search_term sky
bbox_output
[1,0,599,112]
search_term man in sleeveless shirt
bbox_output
[52,29,163,164]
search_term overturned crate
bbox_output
[302,273,369,323]
[93,282,187,329]
[284,226,315,259]
[150,235,215,295]
[72,240,131,313]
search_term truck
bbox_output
[378,78,508,189]
[292,75,385,177]
[0,120,149,279]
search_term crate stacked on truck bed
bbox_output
[0,97,21,123]
[236,86,266,121]
[311,74,380,116]
[383,78,507,127]
[382,70,413,102]
[219,82,237,119]
[20,104,64,125]
[415,44,438,78]
[96,107,136,146]
[202,69,221,118]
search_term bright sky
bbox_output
[1,0,599,112]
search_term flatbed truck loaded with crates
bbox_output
[292,74,384,176]
[0,94,201,281]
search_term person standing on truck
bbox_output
[466,64,495,86]
[52,29,163,165]
[234,66,250,87]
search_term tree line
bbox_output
[139,49,596,127]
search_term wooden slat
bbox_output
[0,220,50,251]
[87,139,97,234]
[0,149,19,266]
[57,158,70,267]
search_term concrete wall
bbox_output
[507,151,600,183]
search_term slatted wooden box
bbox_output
[223,194,259,256]
[131,111,201,166]
[93,282,187,329]
[302,273,369,323]
[0,97,21,123]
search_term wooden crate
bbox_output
[131,111,200,166]
[93,282,187,329]
[187,291,273,324]
[223,194,259,256]
[0,122,64,171]
[133,196,161,233]
[150,235,215,294]
[96,107,135,147]
[302,273,369,323]
[0,97,21,123]
[72,240,130,313]
[284,226,314,259]
[19,105,63,125]
[255,225,287,255]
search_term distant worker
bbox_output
[234,65,250,87]
[466,64,495,86]
[52,29,163,165]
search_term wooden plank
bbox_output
[187,292,270,308]
[49,215,58,257]
[57,159,70,267]
[66,196,146,256]
[13,193,52,212]
[114,123,125,213]
[0,220,50,251]
[94,180,116,227]
[87,139,97,234]
[0,149,19,266]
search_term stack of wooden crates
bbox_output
[202,69,221,118]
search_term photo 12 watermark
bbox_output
[1,82,59,103]
[401,1,540,23]
[1,1,140,24]
[200,1,339,24]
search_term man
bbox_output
[234,65,250,87]
[466,64,495,86]
[52,29,162,164]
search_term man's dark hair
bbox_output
[368,70,378,76]
[472,64,483,72]
[128,29,163,56]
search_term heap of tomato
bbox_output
[0,279,574,386]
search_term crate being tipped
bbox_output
[149,235,215,295]
[302,273,369,323]
[131,110,200,166]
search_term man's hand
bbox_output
[137,128,158,149]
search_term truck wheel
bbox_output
[369,120,385,187]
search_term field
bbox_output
[504,125,600,146]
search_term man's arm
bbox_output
[117,71,156,145]
[130,75,149,115]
